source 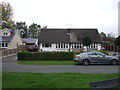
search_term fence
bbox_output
[1,45,28,57]
[103,45,120,52]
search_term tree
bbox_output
[100,32,106,41]
[114,36,120,46]
[29,23,41,38]
[83,36,92,51]
[100,32,116,45]
[0,2,13,29]
[15,22,28,38]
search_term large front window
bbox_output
[71,43,82,49]
[56,43,68,49]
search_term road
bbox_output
[2,54,120,73]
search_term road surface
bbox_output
[2,54,120,73]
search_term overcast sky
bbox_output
[1,0,119,36]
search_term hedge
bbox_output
[97,50,109,55]
[18,51,75,61]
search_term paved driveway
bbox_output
[2,55,120,73]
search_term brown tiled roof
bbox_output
[38,28,101,43]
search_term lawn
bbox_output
[2,72,119,88]
[17,61,79,65]
[0,72,2,89]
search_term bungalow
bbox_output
[38,28,102,52]
[0,28,23,49]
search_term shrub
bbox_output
[73,52,80,56]
[18,51,75,61]
[97,50,109,55]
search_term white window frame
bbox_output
[3,32,8,36]
[1,42,8,48]
[42,43,51,48]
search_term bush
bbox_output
[74,52,80,55]
[18,51,75,61]
[97,50,109,55]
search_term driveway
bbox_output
[2,54,120,73]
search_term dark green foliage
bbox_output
[15,22,28,38]
[83,36,92,47]
[97,50,109,55]
[114,36,120,46]
[29,23,41,38]
[18,51,74,61]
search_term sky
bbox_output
[1,0,119,37]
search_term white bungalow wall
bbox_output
[39,43,102,52]
[39,43,69,52]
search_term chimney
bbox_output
[12,24,14,33]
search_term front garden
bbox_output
[2,72,119,88]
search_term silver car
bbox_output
[74,51,119,65]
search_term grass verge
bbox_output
[17,61,79,65]
[2,72,119,88]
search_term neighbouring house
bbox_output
[0,28,23,49]
[22,38,38,45]
[38,28,102,52]
[22,38,38,51]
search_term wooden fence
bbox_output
[103,45,120,52]
[1,45,28,57]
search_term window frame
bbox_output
[1,42,8,48]
[42,43,52,48]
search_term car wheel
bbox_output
[82,60,89,66]
[111,60,118,65]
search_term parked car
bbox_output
[74,51,119,65]
[112,55,120,60]
[27,45,38,52]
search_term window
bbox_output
[3,32,8,36]
[45,44,51,47]
[2,43,4,47]
[96,52,104,56]
[5,43,8,47]
[2,43,8,48]
[61,43,63,48]
[74,44,77,48]
[57,43,66,48]
[93,43,95,48]
[63,43,65,48]
[58,43,60,48]
[77,44,79,48]
[56,43,58,48]
[71,44,73,48]
[88,52,97,55]
[42,43,51,47]
[42,44,45,47]
[66,44,68,48]
[80,44,82,48]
